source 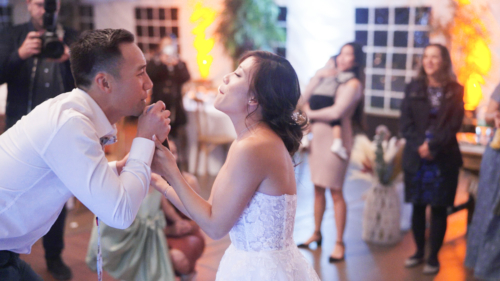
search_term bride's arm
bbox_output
[151,139,265,240]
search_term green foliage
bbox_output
[216,0,286,66]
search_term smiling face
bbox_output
[422,45,444,78]
[112,43,153,117]
[214,57,255,115]
[336,45,356,72]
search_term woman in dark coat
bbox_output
[400,44,464,275]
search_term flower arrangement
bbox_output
[350,125,405,187]
[354,126,406,245]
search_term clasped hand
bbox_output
[137,101,171,142]
[418,141,433,160]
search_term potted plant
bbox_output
[350,126,405,245]
[216,0,285,67]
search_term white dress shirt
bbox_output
[0,88,155,254]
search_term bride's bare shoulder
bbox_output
[232,130,283,158]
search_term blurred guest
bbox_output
[162,141,205,278]
[400,44,464,275]
[147,35,190,170]
[0,0,78,278]
[86,187,176,281]
[86,140,205,280]
[301,42,365,262]
[465,82,500,280]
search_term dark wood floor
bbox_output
[20,119,477,281]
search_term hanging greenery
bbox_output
[216,0,285,66]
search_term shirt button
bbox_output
[45,82,50,88]
[44,68,49,73]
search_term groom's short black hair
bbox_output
[70,29,135,89]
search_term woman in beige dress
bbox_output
[300,42,365,262]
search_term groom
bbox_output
[0,29,171,280]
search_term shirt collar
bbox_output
[71,88,117,140]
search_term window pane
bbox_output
[355,30,368,46]
[148,26,154,37]
[375,8,389,24]
[276,47,286,58]
[159,8,165,20]
[171,8,178,20]
[372,53,386,69]
[371,96,384,108]
[172,26,179,38]
[136,25,143,37]
[147,8,153,20]
[159,26,167,38]
[149,43,159,52]
[390,98,403,110]
[374,31,387,47]
[391,76,406,92]
[415,7,431,25]
[412,54,422,71]
[395,8,409,25]
[392,54,407,69]
[393,31,408,47]
[278,7,287,22]
[372,75,385,90]
[135,8,141,20]
[356,8,369,24]
[414,31,429,48]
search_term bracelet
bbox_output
[163,185,172,198]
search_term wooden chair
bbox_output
[192,98,234,176]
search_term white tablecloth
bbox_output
[183,96,236,175]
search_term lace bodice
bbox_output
[229,192,297,252]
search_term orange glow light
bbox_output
[190,3,216,79]
[450,0,492,111]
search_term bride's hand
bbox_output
[151,136,181,180]
[151,173,172,196]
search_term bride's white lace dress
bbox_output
[216,192,321,280]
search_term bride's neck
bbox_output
[231,116,263,140]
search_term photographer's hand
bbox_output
[18,31,42,60]
[48,44,70,63]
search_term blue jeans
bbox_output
[0,251,43,281]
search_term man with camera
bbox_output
[0,0,78,279]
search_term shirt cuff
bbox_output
[108,161,118,175]
[128,137,155,166]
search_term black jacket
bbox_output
[0,22,78,129]
[400,79,464,174]
[146,57,190,137]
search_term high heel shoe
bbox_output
[328,241,345,263]
[297,232,322,249]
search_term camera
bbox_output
[40,0,64,59]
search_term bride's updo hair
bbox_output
[240,51,307,156]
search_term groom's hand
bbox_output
[137,101,171,142]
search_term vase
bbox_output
[362,183,401,245]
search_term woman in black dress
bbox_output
[400,44,464,275]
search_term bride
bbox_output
[151,50,321,280]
